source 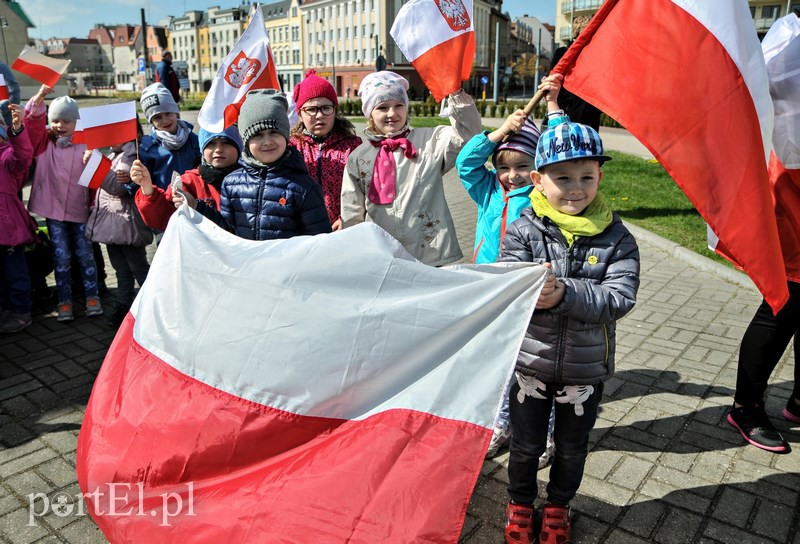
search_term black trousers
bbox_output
[734,281,800,406]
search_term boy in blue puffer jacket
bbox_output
[499,118,639,544]
[195,89,331,240]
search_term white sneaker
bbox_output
[486,426,512,458]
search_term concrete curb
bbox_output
[623,221,759,293]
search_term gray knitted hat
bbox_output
[48,96,80,123]
[238,89,290,145]
[140,83,179,122]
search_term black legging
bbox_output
[734,281,800,406]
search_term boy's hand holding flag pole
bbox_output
[550,0,789,313]
[198,3,281,132]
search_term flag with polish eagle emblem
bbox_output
[198,5,281,132]
[391,0,475,102]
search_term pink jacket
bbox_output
[0,126,36,246]
[25,97,91,223]
[290,132,361,224]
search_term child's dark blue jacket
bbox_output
[198,146,331,240]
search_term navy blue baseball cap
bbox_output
[535,120,612,170]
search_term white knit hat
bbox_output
[358,71,409,118]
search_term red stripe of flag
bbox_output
[0,74,8,100]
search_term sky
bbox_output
[22,0,556,39]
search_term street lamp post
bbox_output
[0,16,9,65]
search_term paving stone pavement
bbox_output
[1,120,799,544]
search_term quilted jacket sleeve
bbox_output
[552,225,640,324]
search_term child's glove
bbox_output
[554,384,594,416]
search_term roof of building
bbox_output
[6,0,35,28]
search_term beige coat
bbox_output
[341,92,482,266]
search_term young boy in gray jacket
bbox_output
[499,117,640,544]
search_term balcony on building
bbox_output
[561,0,605,14]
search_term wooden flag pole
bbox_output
[501,87,548,142]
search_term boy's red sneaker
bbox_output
[539,504,571,544]
[504,502,535,544]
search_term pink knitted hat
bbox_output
[292,69,339,111]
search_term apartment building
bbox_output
[169,11,204,92]
[554,0,800,47]
[262,0,304,94]
[87,24,167,91]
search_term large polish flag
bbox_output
[76,207,547,543]
[0,74,8,100]
[198,6,281,132]
[554,0,788,313]
[11,46,70,88]
[78,150,111,190]
[391,0,475,102]
[78,101,138,149]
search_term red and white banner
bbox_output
[78,101,138,149]
[198,6,281,132]
[554,0,789,313]
[391,0,475,102]
[0,74,8,101]
[11,46,70,88]
[76,208,546,543]
[78,150,111,190]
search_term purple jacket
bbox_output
[0,126,36,246]
[25,97,91,223]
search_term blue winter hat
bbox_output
[199,125,243,156]
[535,120,611,170]
[0,124,7,141]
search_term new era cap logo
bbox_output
[546,133,598,159]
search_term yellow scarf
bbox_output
[530,189,613,246]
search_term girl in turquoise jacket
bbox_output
[456,75,563,264]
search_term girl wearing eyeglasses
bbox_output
[290,70,361,231]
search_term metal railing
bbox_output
[560,0,605,14]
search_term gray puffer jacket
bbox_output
[500,208,640,385]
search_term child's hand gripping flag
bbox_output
[390,0,475,102]
[198,5,281,132]
[12,45,70,88]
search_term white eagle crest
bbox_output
[438,0,469,29]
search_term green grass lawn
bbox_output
[600,151,731,267]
